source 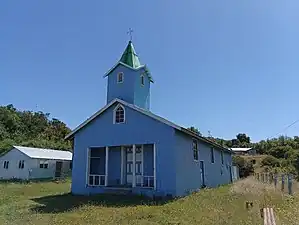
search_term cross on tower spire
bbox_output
[127,28,133,41]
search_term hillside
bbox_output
[0,104,71,154]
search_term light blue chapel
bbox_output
[66,41,234,197]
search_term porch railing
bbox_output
[142,176,155,188]
[88,174,106,186]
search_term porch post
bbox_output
[120,146,124,185]
[153,144,156,190]
[105,146,109,186]
[86,148,90,186]
[132,144,136,188]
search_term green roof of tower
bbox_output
[119,41,141,68]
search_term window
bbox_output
[210,147,215,163]
[3,161,9,169]
[114,105,125,124]
[117,72,124,83]
[193,140,198,161]
[221,150,224,164]
[40,161,48,169]
[141,75,145,86]
[18,160,24,169]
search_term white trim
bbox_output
[153,144,156,190]
[120,146,124,185]
[113,103,125,124]
[65,98,181,139]
[103,62,146,77]
[86,148,90,186]
[105,146,109,186]
[117,72,124,83]
[132,144,136,188]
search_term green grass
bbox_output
[0,178,299,225]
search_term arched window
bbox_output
[114,104,125,124]
[117,72,124,83]
[141,75,145,86]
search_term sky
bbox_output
[1,1,299,142]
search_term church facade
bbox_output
[66,41,234,197]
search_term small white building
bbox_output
[231,147,256,155]
[0,146,72,180]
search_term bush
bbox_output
[261,155,280,167]
[232,156,254,178]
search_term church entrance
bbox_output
[124,145,143,186]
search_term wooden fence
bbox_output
[254,172,295,195]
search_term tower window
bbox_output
[117,72,124,83]
[141,75,144,86]
[114,104,125,124]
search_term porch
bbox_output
[86,144,156,190]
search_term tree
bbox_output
[232,155,254,178]
[187,126,202,136]
[0,104,71,154]
[261,155,280,167]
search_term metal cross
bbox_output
[127,28,133,41]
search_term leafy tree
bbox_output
[261,155,280,167]
[0,104,71,154]
[187,126,202,136]
[232,155,254,178]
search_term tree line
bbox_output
[0,104,71,154]
[188,127,299,177]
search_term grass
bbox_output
[1,178,299,224]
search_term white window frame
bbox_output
[140,75,145,86]
[117,72,124,83]
[113,104,125,124]
[39,161,49,169]
[192,139,199,161]
[18,160,25,169]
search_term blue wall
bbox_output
[174,130,233,196]
[106,64,151,110]
[71,102,176,195]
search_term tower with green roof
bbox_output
[104,41,154,110]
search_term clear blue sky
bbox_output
[1,1,299,142]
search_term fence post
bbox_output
[288,174,293,195]
[281,174,285,192]
[274,173,277,188]
[257,173,260,181]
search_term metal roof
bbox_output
[231,148,252,152]
[103,41,154,82]
[13,146,72,160]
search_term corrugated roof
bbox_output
[231,148,252,152]
[14,146,72,160]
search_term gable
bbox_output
[73,101,176,147]
[0,148,30,161]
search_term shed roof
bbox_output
[13,146,72,160]
[231,148,252,152]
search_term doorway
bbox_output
[200,161,205,187]
[125,145,143,186]
[55,161,63,178]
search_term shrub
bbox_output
[261,155,280,167]
[232,156,254,178]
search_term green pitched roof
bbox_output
[119,41,141,69]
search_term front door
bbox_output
[55,161,63,178]
[125,145,143,186]
[200,161,205,187]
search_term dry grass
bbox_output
[1,178,299,224]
